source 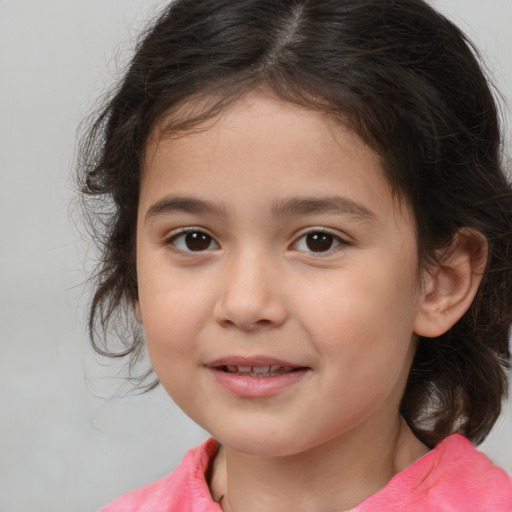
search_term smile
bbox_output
[206,358,309,397]
[220,365,300,377]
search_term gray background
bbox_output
[0,1,510,511]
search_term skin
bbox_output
[135,92,483,511]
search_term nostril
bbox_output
[243,318,275,331]
[255,319,273,326]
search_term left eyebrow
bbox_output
[271,196,377,222]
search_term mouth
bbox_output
[205,357,309,396]
[217,365,303,377]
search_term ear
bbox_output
[134,300,143,324]
[414,228,488,338]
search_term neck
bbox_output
[210,417,428,512]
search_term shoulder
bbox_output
[355,434,512,512]
[421,434,512,510]
[99,438,222,512]
[402,434,512,511]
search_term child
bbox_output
[78,0,512,510]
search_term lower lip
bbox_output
[208,368,308,398]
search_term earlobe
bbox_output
[134,300,143,324]
[414,228,488,338]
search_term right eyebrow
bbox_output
[144,196,227,223]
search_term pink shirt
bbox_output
[100,434,512,511]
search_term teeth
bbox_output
[252,366,270,373]
[221,365,297,375]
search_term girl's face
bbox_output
[136,93,426,457]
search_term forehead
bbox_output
[144,90,373,170]
[140,92,412,228]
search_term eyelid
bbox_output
[164,226,220,253]
[290,227,351,254]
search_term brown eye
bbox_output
[305,232,335,252]
[292,230,344,254]
[169,230,219,252]
[185,232,212,251]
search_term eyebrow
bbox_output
[144,195,376,223]
[271,196,377,222]
[145,196,227,222]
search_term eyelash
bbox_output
[164,227,349,255]
[290,228,349,255]
[165,228,219,253]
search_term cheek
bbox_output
[140,295,204,408]
[137,275,210,368]
[301,255,420,371]
[307,266,418,335]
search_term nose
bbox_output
[213,250,288,331]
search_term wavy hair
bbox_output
[77,0,512,447]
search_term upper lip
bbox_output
[205,356,305,368]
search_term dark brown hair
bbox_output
[78,0,512,447]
